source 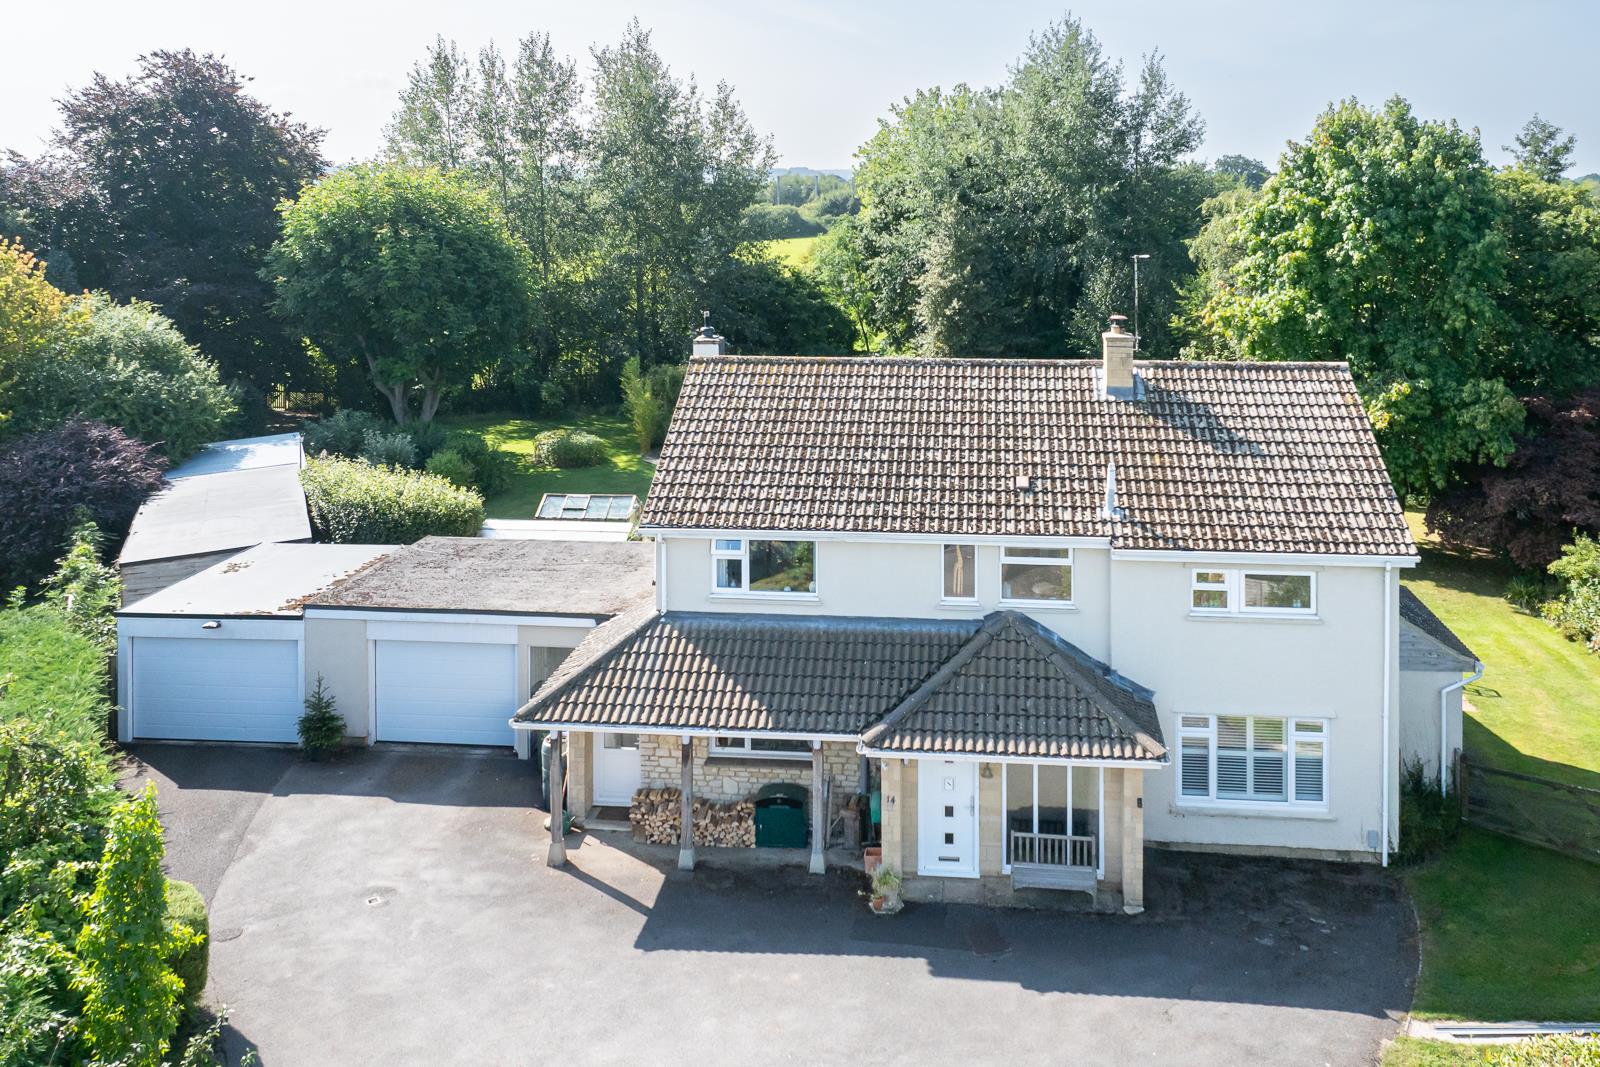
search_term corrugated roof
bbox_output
[517,609,1165,762]
[640,356,1415,557]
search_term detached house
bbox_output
[517,319,1474,913]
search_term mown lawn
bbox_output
[437,411,654,519]
[1387,514,1600,1062]
[767,235,821,270]
[1403,513,1600,789]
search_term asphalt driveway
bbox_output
[123,744,1415,1067]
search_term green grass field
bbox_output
[437,411,654,520]
[767,235,821,270]
[1387,514,1600,1062]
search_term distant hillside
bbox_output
[1576,173,1600,195]
[770,166,853,180]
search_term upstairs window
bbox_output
[942,544,976,601]
[1000,547,1073,604]
[711,539,817,595]
[1190,569,1315,616]
[1178,715,1326,806]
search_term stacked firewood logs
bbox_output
[629,788,755,847]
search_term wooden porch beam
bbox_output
[678,735,696,871]
[809,742,826,875]
[546,731,566,868]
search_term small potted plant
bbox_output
[865,864,903,915]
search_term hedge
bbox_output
[165,879,209,1003]
[300,457,484,544]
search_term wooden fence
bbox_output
[1459,754,1600,865]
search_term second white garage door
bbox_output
[374,640,518,746]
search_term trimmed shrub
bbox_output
[297,675,344,760]
[164,880,209,1005]
[300,457,484,544]
[531,428,607,469]
[0,418,166,594]
[1504,574,1552,614]
[301,410,386,459]
[75,784,188,1066]
[1395,757,1461,865]
[404,420,448,464]
[424,448,477,489]
[41,518,122,651]
[440,432,514,496]
[3,295,236,462]
[358,427,416,468]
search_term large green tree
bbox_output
[2,51,326,394]
[1189,98,1525,497]
[850,18,1208,358]
[267,165,533,424]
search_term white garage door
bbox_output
[374,640,517,746]
[132,637,302,742]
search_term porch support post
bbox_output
[677,735,696,871]
[809,741,826,874]
[546,732,567,868]
[1120,768,1144,914]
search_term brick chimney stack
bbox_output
[1102,314,1136,398]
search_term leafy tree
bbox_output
[710,255,855,356]
[1507,114,1576,182]
[1190,97,1523,497]
[0,237,86,415]
[0,418,166,593]
[1211,154,1270,190]
[386,36,476,171]
[4,293,236,460]
[267,165,534,424]
[584,20,773,372]
[1172,185,1259,359]
[1427,388,1600,568]
[74,784,187,1067]
[811,218,876,351]
[6,51,326,393]
[852,17,1207,357]
[620,356,664,454]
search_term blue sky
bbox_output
[6,0,1596,175]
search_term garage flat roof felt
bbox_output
[119,464,313,565]
[308,537,655,617]
[119,543,394,617]
[167,432,304,479]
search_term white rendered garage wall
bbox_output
[1399,670,1464,785]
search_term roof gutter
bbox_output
[508,721,860,742]
[855,744,1168,769]
[1441,661,1484,792]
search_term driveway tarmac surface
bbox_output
[123,744,1415,1067]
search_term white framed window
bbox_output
[711,539,817,596]
[1178,715,1326,807]
[942,544,977,602]
[1190,568,1315,616]
[710,736,812,760]
[999,547,1073,604]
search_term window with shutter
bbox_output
[1176,714,1328,809]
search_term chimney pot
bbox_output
[1102,313,1137,397]
[691,311,726,357]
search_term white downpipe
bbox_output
[1382,563,1393,868]
[655,536,667,612]
[1440,663,1484,792]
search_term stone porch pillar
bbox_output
[879,758,903,873]
[677,736,696,871]
[546,732,566,868]
[1120,767,1144,914]
[809,742,826,874]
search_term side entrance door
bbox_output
[593,733,643,805]
[917,759,979,877]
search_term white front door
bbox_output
[593,733,643,805]
[917,759,979,878]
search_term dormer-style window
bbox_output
[999,547,1073,605]
[1190,569,1316,616]
[942,544,976,602]
[711,539,817,596]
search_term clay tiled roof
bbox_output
[516,609,1165,762]
[640,356,1415,557]
[861,612,1165,761]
